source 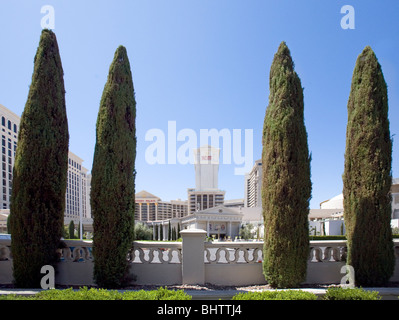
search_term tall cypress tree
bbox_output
[343,46,394,286]
[69,220,75,239]
[9,29,69,288]
[91,46,136,288]
[262,42,312,288]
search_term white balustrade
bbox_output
[130,241,182,264]
[1,238,399,286]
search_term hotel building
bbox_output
[64,151,91,224]
[0,103,91,228]
[188,145,225,213]
[0,104,19,210]
[244,159,262,208]
[135,190,188,222]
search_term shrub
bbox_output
[309,235,346,241]
[134,222,153,240]
[323,287,380,300]
[0,287,191,300]
[232,290,317,300]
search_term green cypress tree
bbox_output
[91,45,136,288]
[155,224,159,241]
[9,29,69,288]
[262,42,312,288]
[343,46,394,286]
[69,220,75,239]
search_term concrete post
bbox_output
[180,228,207,285]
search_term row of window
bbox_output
[1,116,17,134]
[68,158,82,171]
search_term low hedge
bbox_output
[309,235,346,241]
[232,290,317,300]
[309,235,399,240]
[0,287,192,300]
[322,287,381,300]
[232,287,383,300]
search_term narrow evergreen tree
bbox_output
[155,224,159,241]
[91,46,136,288]
[9,29,69,288]
[69,220,75,239]
[262,42,312,288]
[343,46,394,286]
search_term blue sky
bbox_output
[0,0,398,209]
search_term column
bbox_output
[180,229,207,285]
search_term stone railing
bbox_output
[130,241,182,264]
[58,240,93,262]
[309,240,347,262]
[204,241,263,264]
[1,234,399,287]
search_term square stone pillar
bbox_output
[180,228,207,285]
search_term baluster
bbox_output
[216,248,229,263]
[323,247,332,262]
[72,247,83,262]
[253,248,262,263]
[311,247,322,262]
[62,247,73,262]
[234,248,246,263]
[332,247,341,262]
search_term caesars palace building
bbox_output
[135,145,262,240]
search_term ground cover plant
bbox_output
[232,290,317,300]
[0,286,192,300]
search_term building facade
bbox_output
[187,188,225,213]
[135,190,188,222]
[194,145,220,191]
[0,103,91,229]
[64,151,91,225]
[0,104,19,210]
[181,206,243,240]
[244,159,262,208]
[188,145,225,214]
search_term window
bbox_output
[7,120,11,130]
[1,117,4,126]
[13,124,17,133]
